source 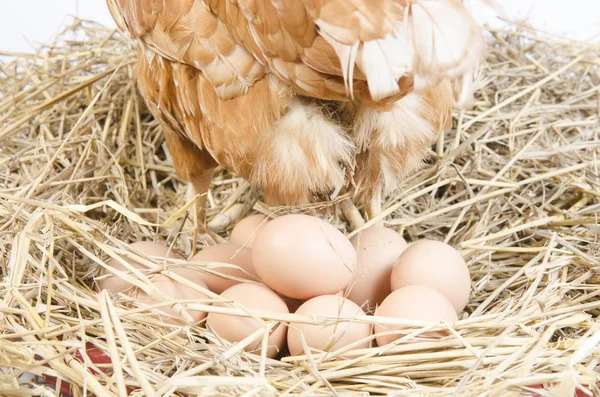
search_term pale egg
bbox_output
[96,241,179,293]
[287,295,371,356]
[97,241,208,324]
[177,243,259,294]
[206,283,289,358]
[252,214,356,299]
[374,285,458,346]
[229,214,270,248]
[390,239,471,312]
[348,227,408,311]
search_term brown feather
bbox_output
[108,0,484,209]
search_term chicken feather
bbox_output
[107,0,486,215]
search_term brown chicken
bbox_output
[107,0,484,223]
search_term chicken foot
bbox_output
[161,128,218,251]
[340,199,365,231]
[188,167,214,227]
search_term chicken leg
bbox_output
[350,83,454,227]
[340,198,365,231]
[163,129,217,246]
[366,189,383,221]
[186,167,215,227]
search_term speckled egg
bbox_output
[348,227,408,311]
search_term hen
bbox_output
[107,0,484,224]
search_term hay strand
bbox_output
[1,18,599,396]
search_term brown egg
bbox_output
[97,241,208,324]
[287,295,371,356]
[96,241,179,293]
[177,243,259,294]
[229,214,270,248]
[390,239,471,312]
[374,285,458,346]
[206,283,289,358]
[348,227,408,311]
[252,214,356,299]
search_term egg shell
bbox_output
[252,214,356,300]
[374,285,458,346]
[178,243,258,294]
[390,239,471,312]
[287,295,371,356]
[230,214,270,248]
[132,279,210,325]
[206,283,289,358]
[97,241,209,324]
[96,241,179,293]
[348,227,408,311]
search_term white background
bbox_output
[0,0,598,52]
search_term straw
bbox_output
[0,18,599,396]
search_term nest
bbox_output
[1,18,600,397]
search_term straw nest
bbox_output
[1,18,600,397]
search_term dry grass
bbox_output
[1,18,600,397]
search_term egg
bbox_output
[287,295,371,356]
[229,214,270,248]
[206,283,289,358]
[97,241,208,324]
[96,241,179,293]
[348,227,408,311]
[374,285,458,346]
[177,243,259,294]
[390,239,471,312]
[252,214,356,299]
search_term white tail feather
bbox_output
[355,34,413,101]
[316,0,485,105]
[453,72,475,108]
[410,0,483,79]
[320,29,359,99]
